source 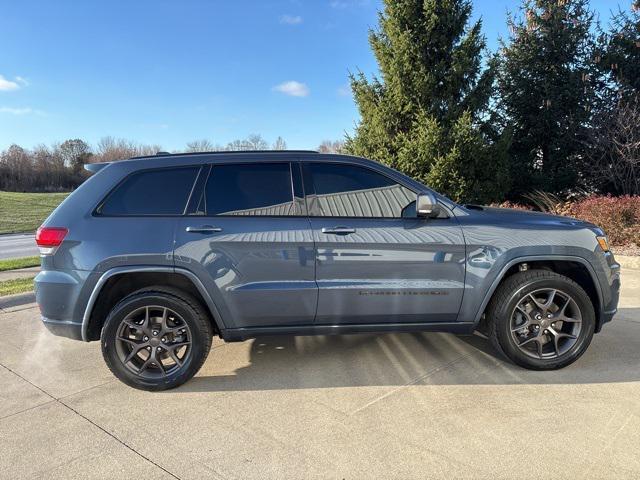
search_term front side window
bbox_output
[98,166,199,215]
[303,163,415,218]
[203,163,298,216]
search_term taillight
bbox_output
[35,227,68,255]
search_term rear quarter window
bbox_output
[97,166,200,216]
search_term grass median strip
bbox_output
[0,277,35,296]
[0,191,69,235]
[0,256,40,272]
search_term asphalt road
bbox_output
[0,234,38,259]
[1,266,638,479]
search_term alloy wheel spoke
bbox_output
[124,345,145,364]
[168,349,183,367]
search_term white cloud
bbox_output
[0,106,45,116]
[273,80,310,97]
[0,75,21,91]
[280,14,302,25]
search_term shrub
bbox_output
[566,196,640,247]
[492,195,640,247]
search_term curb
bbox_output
[617,255,640,270]
[0,292,36,312]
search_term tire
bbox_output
[486,270,595,370]
[101,287,213,391]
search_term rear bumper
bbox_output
[35,269,91,341]
[41,317,83,340]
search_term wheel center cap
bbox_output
[541,320,549,328]
[149,337,161,347]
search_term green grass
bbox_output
[0,256,40,272]
[0,191,69,234]
[0,277,35,296]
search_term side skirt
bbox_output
[221,322,476,342]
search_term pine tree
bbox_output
[345,0,510,204]
[598,1,640,100]
[497,0,600,196]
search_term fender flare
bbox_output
[471,255,603,327]
[81,266,226,342]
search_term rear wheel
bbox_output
[486,270,595,370]
[101,288,212,390]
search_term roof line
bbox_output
[129,149,318,160]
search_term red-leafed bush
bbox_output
[565,196,640,247]
[492,195,640,247]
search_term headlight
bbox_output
[596,235,610,252]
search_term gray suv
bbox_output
[35,151,621,390]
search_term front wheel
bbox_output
[486,270,596,370]
[101,288,213,391]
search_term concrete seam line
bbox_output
[0,398,56,421]
[350,352,476,415]
[0,362,183,480]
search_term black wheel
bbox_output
[486,270,595,370]
[101,288,213,391]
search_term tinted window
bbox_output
[99,167,199,215]
[204,163,296,216]
[304,163,415,218]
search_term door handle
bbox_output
[321,227,356,235]
[185,225,222,234]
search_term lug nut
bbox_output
[147,346,151,351]
[535,315,542,320]
[161,337,166,343]
[152,331,158,336]
[547,314,552,318]
[143,336,149,341]
[544,329,548,334]
[157,347,162,352]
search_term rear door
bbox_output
[173,160,316,329]
[303,160,466,325]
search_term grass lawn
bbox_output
[0,256,40,272]
[0,191,69,234]
[0,277,35,296]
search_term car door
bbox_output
[302,160,466,325]
[173,160,316,329]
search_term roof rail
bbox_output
[134,150,318,159]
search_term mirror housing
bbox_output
[416,192,439,218]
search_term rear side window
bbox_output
[303,163,415,218]
[98,167,199,216]
[203,163,298,216]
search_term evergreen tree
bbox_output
[497,0,600,196]
[598,1,640,100]
[346,0,510,204]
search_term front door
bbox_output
[302,161,466,325]
[174,161,316,329]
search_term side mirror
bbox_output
[416,192,439,218]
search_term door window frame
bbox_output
[301,160,420,220]
[186,160,308,217]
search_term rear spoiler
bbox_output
[84,162,110,174]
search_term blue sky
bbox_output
[0,0,632,151]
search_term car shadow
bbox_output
[177,308,640,392]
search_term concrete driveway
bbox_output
[1,268,639,479]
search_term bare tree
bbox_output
[318,139,345,154]
[95,137,162,162]
[272,136,287,150]
[586,95,640,195]
[185,139,215,152]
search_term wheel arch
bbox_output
[82,266,226,341]
[474,256,603,331]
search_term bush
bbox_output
[493,195,640,247]
[565,196,640,247]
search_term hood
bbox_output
[458,204,597,229]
